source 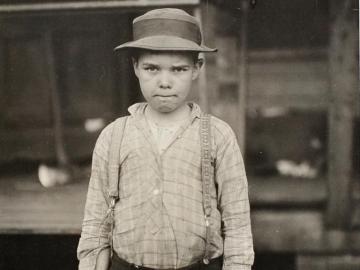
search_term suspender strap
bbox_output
[200,113,213,264]
[106,116,128,256]
[108,117,128,199]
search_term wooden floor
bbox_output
[0,167,327,235]
[2,169,360,255]
[0,171,88,234]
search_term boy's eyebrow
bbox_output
[141,62,191,68]
[172,63,190,67]
[141,62,159,67]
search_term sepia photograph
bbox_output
[0,0,359,269]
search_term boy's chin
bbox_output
[149,102,182,114]
[154,105,176,114]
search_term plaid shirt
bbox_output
[77,103,254,270]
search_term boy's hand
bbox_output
[95,248,111,270]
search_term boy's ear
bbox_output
[132,57,139,78]
[192,58,204,80]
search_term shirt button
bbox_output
[153,189,160,195]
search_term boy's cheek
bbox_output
[139,73,154,82]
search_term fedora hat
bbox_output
[114,8,217,52]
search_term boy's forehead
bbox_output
[137,51,195,63]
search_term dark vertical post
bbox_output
[115,17,132,117]
[236,0,249,153]
[194,6,209,113]
[0,35,4,117]
[44,31,70,168]
[326,0,357,228]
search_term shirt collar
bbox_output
[128,102,202,121]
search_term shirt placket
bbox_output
[129,103,203,268]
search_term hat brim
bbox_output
[114,35,217,53]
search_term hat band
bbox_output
[133,19,202,45]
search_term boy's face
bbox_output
[133,51,202,114]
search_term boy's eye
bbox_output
[144,66,158,72]
[172,67,189,73]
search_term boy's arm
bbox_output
[215,125,254,270]
[77,123,114,270]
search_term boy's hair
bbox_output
[130,49,201,65]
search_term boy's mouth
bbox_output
[154,94,177,98]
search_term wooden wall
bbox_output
[0,12,135,163]
[199,1,360,268]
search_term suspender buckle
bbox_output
[205,215,210,227]
[110,197,117,210]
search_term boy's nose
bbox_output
[158,72,172,89]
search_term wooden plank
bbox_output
[297,255,360,270]
[247,60,328,107]
[0,0,199,13]
[2,171,360,253]
[249,48,327,61]
[326,0,357,229]
[0,173,88,234]
[0,174,328,236]
[252,210,324,252]
[0,127,100,161]
[252,211,360,253]
[248,61,328,83]
[0,14,122,37]
[248,94,329,110]
[214,57,329,110]
[249,177,327,207]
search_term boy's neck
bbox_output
[145,103,191,126]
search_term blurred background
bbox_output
[0,0,358,269]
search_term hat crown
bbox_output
[133,8,199,26]
[114,8,217,52]
[132,8,202,45]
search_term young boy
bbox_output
[77,8,254,270]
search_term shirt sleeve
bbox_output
[77,123,114,270]
[214,122,254,270]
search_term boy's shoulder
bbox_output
[94,116,129,153]
[208,114,236,141]
[100,116,128,138]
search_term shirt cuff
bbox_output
[78,245,110,270]
[223,264,252,270]
[78,254,97,270]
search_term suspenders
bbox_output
[199,113,213,264]
[107,116,128,256]
[108,117,128,201]
[106,114,214,263]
